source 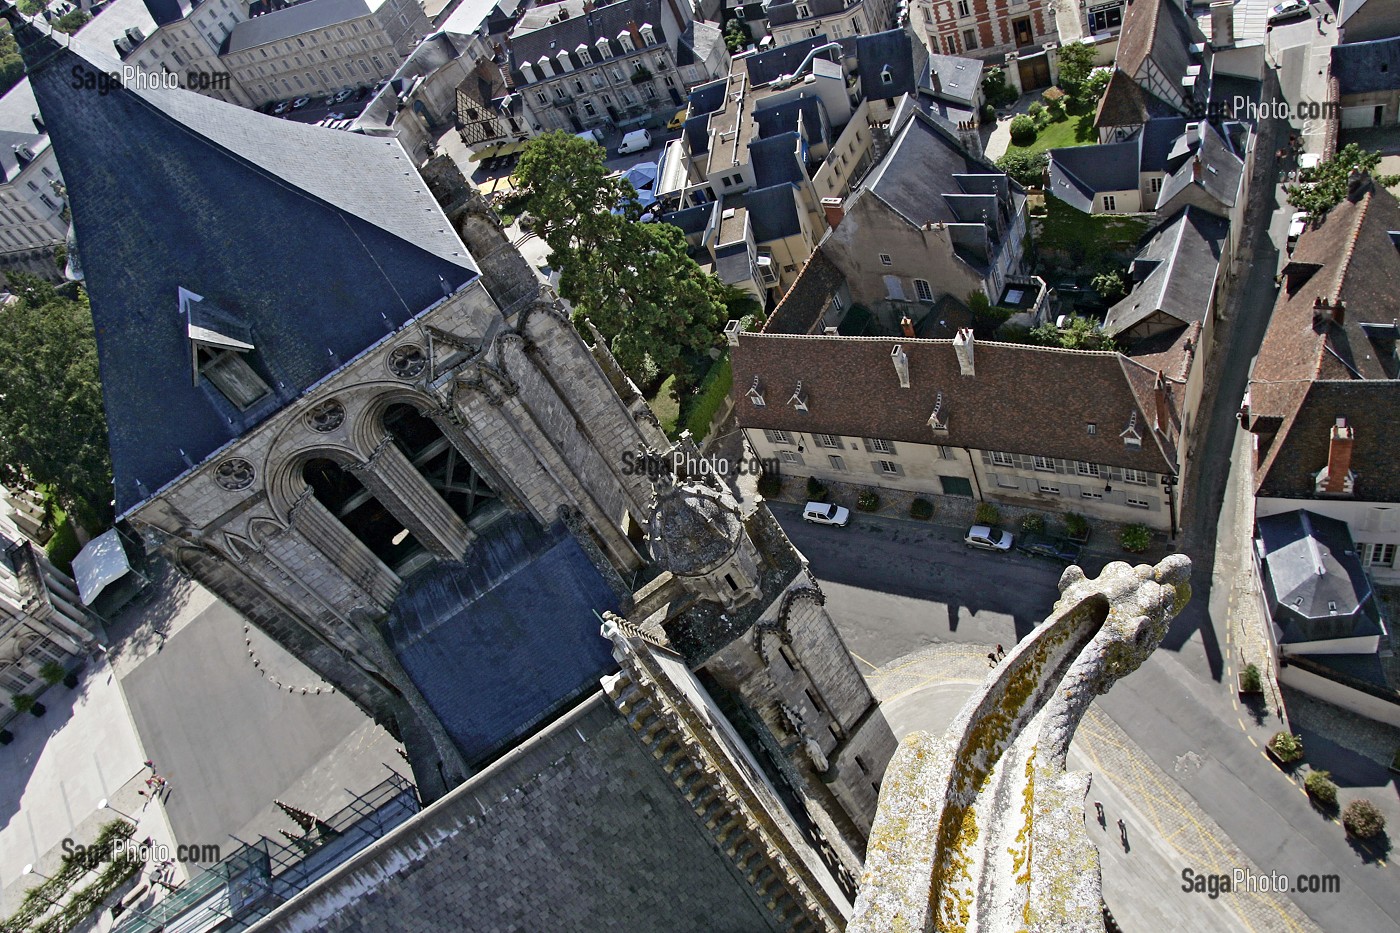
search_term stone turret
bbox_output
[648,476,762,610]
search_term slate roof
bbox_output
[1048,141,1139,211]
[1249,180,1400,501]
[660,202,711,236]
[1257,509,1382,646]
[743,33,837,86]
[925,53,981,106]
[749,130,804,187]
[732,333,1179,474]
[505,0,670,84]
[856,28,914,101]
[1104,206,1228,336]
[226,0,388,54]
[142,0,192,27]
[1139,116,1186,171]
[745,183,804,241]
[753,94,828,144]
[863,109,1006,227]
[1332,36,1400,95]
[0,78,49,184]
[1155,120,1243,216]
[80,0,158,61]
[13,14,479,514]
[764,0,843,29]
[1095,69,1151,128]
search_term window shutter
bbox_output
[862,438,875,452]
[885,441,898,456]
[869,460,882,474]
[894,462,905,477]
[980,450,992,465]
[987,472,999,486]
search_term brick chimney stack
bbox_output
[821,197,844,229]
[954,328,975,377]
[1324,417,1354,494]
[900,315,914,338]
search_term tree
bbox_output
[996,150,1048,187]
[0,23,25,99]
[1029,315,1117,351]
[1085,68,1112,104]
[1008,114,1037,146]
[0,274,113,525]
[981,67,1018,108]
[1091,268,1128,302]
[1286,143,1400,219]
[1342,799,1385,839]
[723,18,752,54]
[1055,42,1096,100]
[509,132,731,383]
[52,10,90,34]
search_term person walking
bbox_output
[1094,801,1105,825]
[1117,818,1128,848]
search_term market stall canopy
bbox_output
[73,529,131,606]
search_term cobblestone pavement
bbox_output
[864,642,1320,933]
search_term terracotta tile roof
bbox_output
[1249,181,1400,497]
[732,333,1179,474]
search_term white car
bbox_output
[965,525,1014,551]
[803,501,850,527]
[1287,211,1308,248]
[1267,0,1309,24]
[616,129,652,156]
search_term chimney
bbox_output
[821,197,845,229]
[1209,1,1235,49]
[1192,157,1202,182]
[1185,122,1200,146]
[1324,417,1354,494]
[900,315,915,338]
[930,68,942,97]
[1312,296,1346,326]
[953,328,975,377]
[891,345,910,388]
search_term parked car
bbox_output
[291,96,311,110]
[1287,211,1307,249]
[333,87,355,104]
[617,128,652,155]
[1015,533,1082,564]
[1267,0,1309,24]
[271,99,292,114]
[666,109,687,130]
[965,525,1014,551]
[803,501,850,527]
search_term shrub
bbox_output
[981,66,1018,108]
[757,471,782,498]
[1270,731,1304,763]
[1240,663,1262,693]
[63,671,80,689]
[996,150,1049,188]
[1046,97,1066,120]
[681,356,732,440]
[10,693,35,715]
[1343,799,1386,839]
[910,497,934,520]
[806,476,829,502]
[1020,513,1046,534]
[975,501,1001,525]
[39,660,66,685]
[1064,512,1090,539]
[1305,770,1338,806]
[856,489,880,512]
[1009,114,1037,146]
[980,103,995,125]
[1119,523,1151,553]
[1028,102,1044,119]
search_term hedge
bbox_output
[681,356,732,441]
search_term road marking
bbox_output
[1247,736,1258,748]
[849,651,880,673]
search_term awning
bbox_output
[480,175,516,196]
[73,529,132,607]
[656,139,688,198]
[468,143,504,162]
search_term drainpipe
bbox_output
[962,447,985,501]
[1165,477,1178,540]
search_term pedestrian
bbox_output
[1118,818,1128,846]
[987,652,998,668]
[995,644,1005,660]
[144,760,154,770]
[1094,801,1104,823]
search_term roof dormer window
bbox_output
[789,381,808,413]
[747,376,765,407]
[618,30,634,53]
[576,43,592,65]
[182,287,269,410]
[928,392,948,432]
[639,22,655,45]
[595,36,611,59]
[1121,411,1142,448]
[536,55,555,77]
[556,50,573,72]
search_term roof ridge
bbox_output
[743,331,1125,356]
[1330,188,1372,304]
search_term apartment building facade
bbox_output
[765,0,897,46]
[0,79,66,277]
[911,0,1055,62]
[222,0,429,104]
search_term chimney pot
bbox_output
[900,315,915,338]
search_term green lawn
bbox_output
[647,374,679,437]
[1003,112,1097,159]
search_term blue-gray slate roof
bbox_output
[16,17,479,513]
[0,77,48,184]
[856,29,914,101]
[384,514,620,765]
[227,0,387,54]
[660,203,712,236]
[1332,35,1400,94]
[865,110,1001,226]
[1104,205,1227,336]
[749,130,805,187]
[1048,140,1139,212]
[744,33,836,86]
[745,183,802,241]
[754,94,828,144]
[1139,116,1186,172]
[1257,509,1383,646]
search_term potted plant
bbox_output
[10,694,45,718]
[1064,512,1091,543]
[62,671,79,689]
[856,489,880,512]
[1238,663,1263,695]
[0,729,11,745]
[806,476,830,503]
[1342,799,1386,839]
[1119,523,1151,554]
[910,498,933,520]
[39,661,66,686]
[1020,512,1045,534]
[1304,769,1338,808]
[1267,731,1303,766]
[975,501,1000,525]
